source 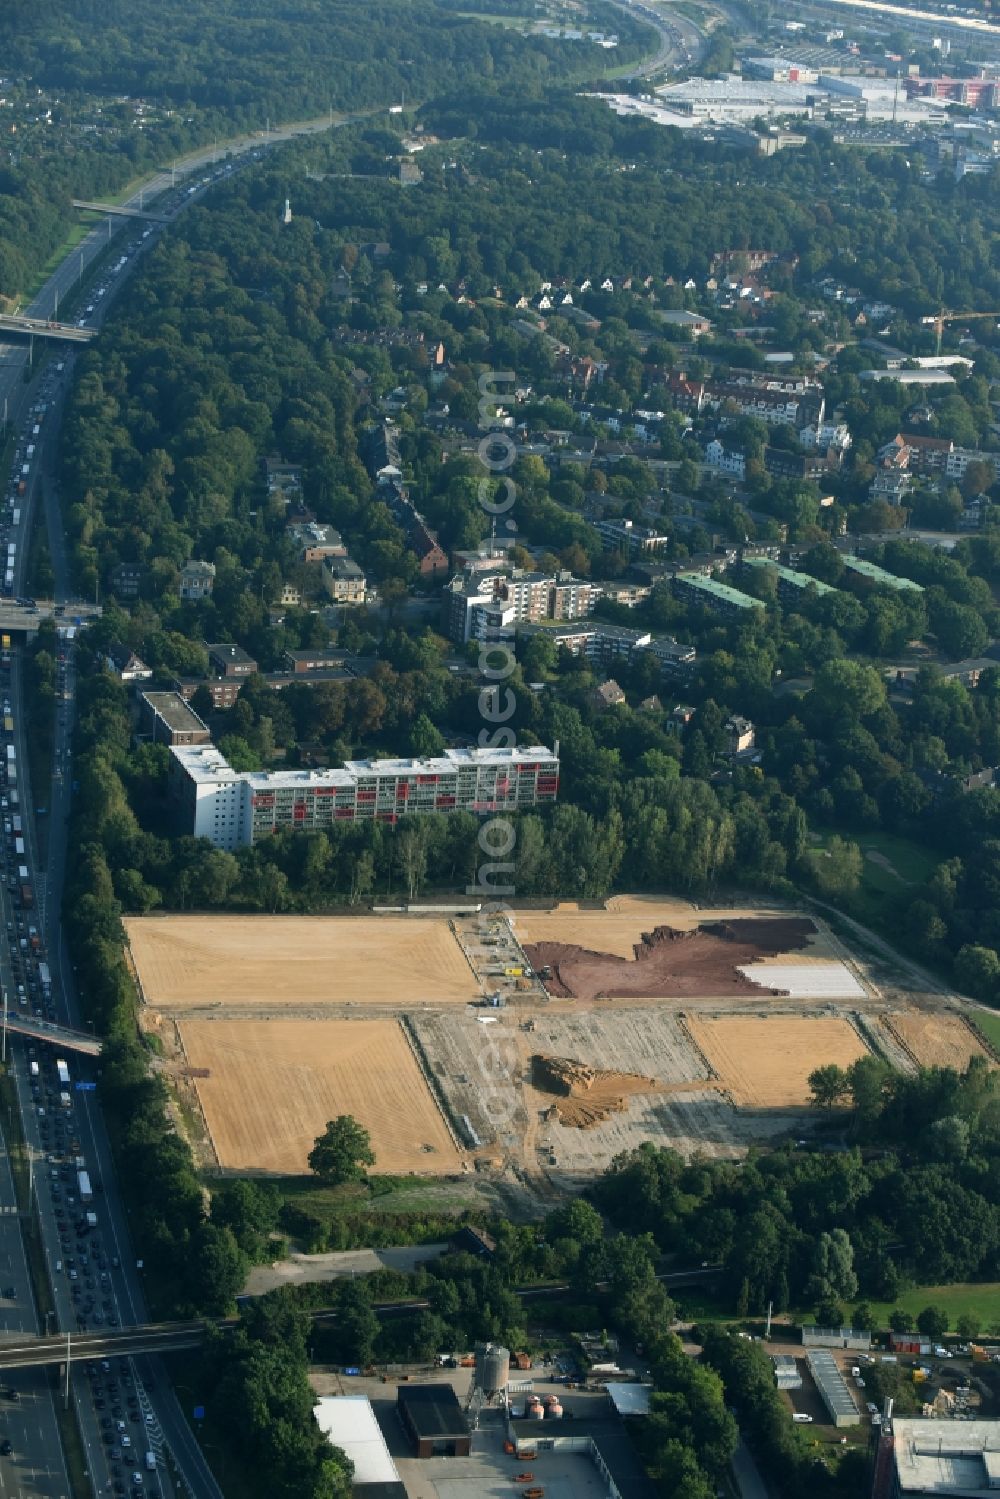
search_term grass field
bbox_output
[180,1017,465,1175]
[126,914,481,1007]
[862,1283,1000,1333]
[687,1015,870,1108]
[969,1010,1000,1054]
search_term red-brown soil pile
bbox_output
[525,917,815,1001]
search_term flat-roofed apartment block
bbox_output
[170,744,560,847]
[138,692,212,748]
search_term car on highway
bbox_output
[0,1440,11,1456]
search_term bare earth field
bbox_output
[885,1011,992,1071]
[516,901,843,960]
[178,1018,465,1175]
[125,914,480,1008]
[413,1008,793,1174]
[687,1015,871,1109]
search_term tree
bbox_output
[889,1309,912,1334]
[308,1116,375,1185]
[916,1305,950,1341]
[809,1064,850,1108]
[807,836,863,899]
[956,1313,980,1341]
[955,944,1000,1003]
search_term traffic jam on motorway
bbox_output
[0,147,262,1499]
[1,369,162,1495]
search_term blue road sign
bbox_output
[193,1406,205,1421]
[74,1081,96,1092]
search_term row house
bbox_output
[705,439,746,479]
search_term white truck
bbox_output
[77,1170,92,1203]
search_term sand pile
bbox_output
[525,918,815,1001]
[531,1053,661,1128]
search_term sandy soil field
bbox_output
[125,915,480,1007]
[887,1012,992,1071]
[687,1015,871,1109]
[178,1018,465,1174]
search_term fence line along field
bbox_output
[686,1015,872,1109]
[124,914,481,1008]
[884,1011,994,1071]
[178,1018,466,1176]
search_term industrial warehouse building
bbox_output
[396,1384,472,1459]
[801,1325,872,1352]
[168,742,560,849]
[313,1396,406,1497]
[508,1410,658,1498]
[772,1354,802,1390]
[892,1418,1000,1495]
[805,1350,860,1429]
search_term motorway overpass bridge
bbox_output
[72,200,168,223]
[5,1013,102,1057]
[0,315,95,345]
[0,1268,727,1369]
[0,1324,209,1369]
[0,602,102,636]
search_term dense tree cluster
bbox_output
[594,1055,1000,1314]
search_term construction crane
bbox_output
[923,309,1000,356]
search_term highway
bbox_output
[0,103,383,1499]
[612,0,706,79]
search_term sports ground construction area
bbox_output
[127,900,999,1186]
[178,1018,464,1175]
[881,1010,994,1071]
[519,905,865,1002]
[686,1015,870,1109]
[124,913,482,1007]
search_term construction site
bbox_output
[124,898,999,1192]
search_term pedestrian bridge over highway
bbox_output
[0,316,95,345]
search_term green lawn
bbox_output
[274,1172,491,1228]
[852,831,937,890]
[861,1283,1000,1334]
[968,1009,1000,1054]
[674,1279,1000,1336]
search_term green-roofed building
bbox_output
[843,556,924,593]
[741,555,839,604]
[672,571,765,619]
